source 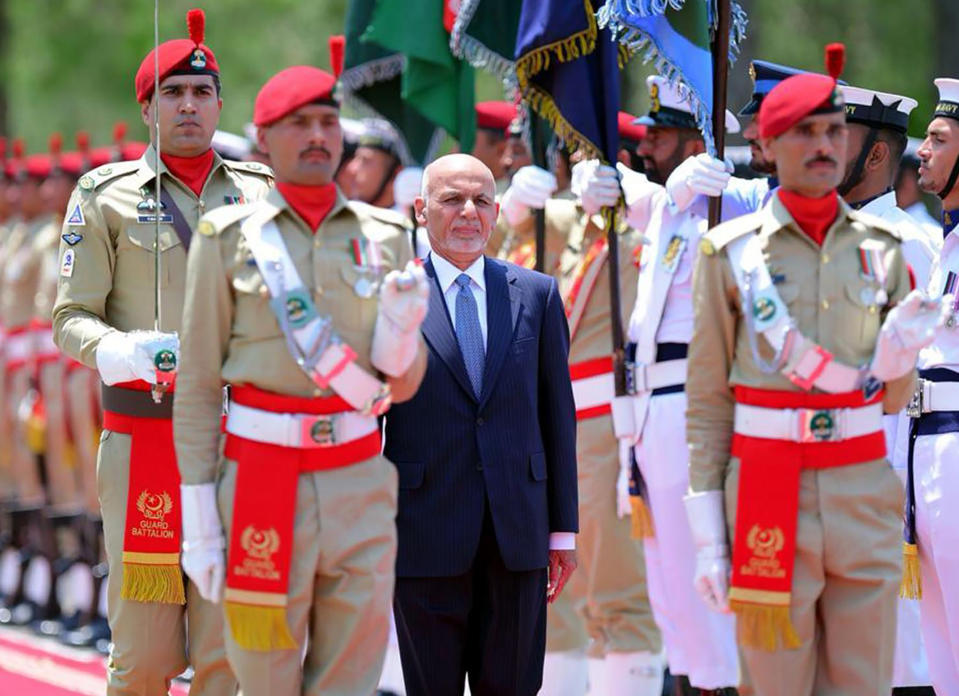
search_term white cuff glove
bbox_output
[615,162,653,209]
[577,161,621,214]
[683,490,731,613]
[393,166,423,213]
[616,439,633,519]
[180,483,225,604]
[371,261,430,377]
[870,290,949,381]
[665,153,732,213]
[95,330,178,386]
[501,165,557,226]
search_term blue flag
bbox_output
[515,0,621,164]
[597,0,747,154]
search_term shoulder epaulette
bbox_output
[76,160,141,192]
[222,159,274,179]
[700,211,764,255]
[196,201,258,238]
[849,209,902,240]
[346,200,412,231]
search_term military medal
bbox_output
[353,276,375,298]
[350,237,384,298]
[660,234,686,274]
[858,240,889,307]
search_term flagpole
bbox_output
[606,205,626,396]
[708,0,731,229]
[529,116,547,274]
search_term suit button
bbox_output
[476,416,485,425]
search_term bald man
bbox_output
[384,154,578,695]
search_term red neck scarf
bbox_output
[276,182,337,232]
[161,149,215,197]
[777,188,839,246]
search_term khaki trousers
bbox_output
[0,359,14,501]
[99,428,236,696]
[39,361,82,512]
[6,366,44,506]
[725,458,902,696]
[546,414,660,656]
[66,367,100,516]
[217,454,398,696]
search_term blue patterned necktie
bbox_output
[454,273,485,397]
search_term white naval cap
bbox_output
[934,78,959,122]
[840,85,918,133]
[636,75,740,134]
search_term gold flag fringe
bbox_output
[226,602,298,652]
[121,562,186,605]
[731,601,802,652]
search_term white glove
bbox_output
[683,490,731,613]
[616,439,633,519]
[371,261,430,377]
[665,153,732,212]
[95,330,178,386]
[577,162,620,214]
[501,166,557,226]
[393,166,423,212]
[870,290,949,381]
[180,483,225,604]
[615,162,653,209]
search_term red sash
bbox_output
[728,386,885,651]
[103,380,184,605]
[222,385,381,651]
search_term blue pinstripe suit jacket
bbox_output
[384,255,578,577]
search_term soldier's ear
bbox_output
[867,139,888,173]
[256,127,270,156]
[139,100,152,129]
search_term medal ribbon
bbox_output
[104,380,184,606]
[728,386,885,651]
[351,237,384,270]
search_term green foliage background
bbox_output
[0,0,953,151]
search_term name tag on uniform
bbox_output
[137,214,174,224]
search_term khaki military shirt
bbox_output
[32,217,63,323]
[495,191,578,273]
[2,215,55,329]
[686,195,916,492]
[554,203,642,365]
[173,187,412,485]
[52,146,273,367]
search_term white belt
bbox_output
[572,372,613,412]
[907,379,959,416]
[225,402,379,449]
[627,358,687,395]
[32,328,58,359]
[3,332,33,363]
[734,402,884,443]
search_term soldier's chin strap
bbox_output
[837,127,878,199]
[938,150,959,200]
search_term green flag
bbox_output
[342,0,438,163]
[450,0,522,82]
[363,0,476,152]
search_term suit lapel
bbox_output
[479,258,519,407]
[421,258,476,401]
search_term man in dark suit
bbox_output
[384,153,578,695]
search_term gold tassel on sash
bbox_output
[226,601,298,652]
[899,542,922,600]
[629,494,655,539]
[730,601,802,652]
[121,558,185,605]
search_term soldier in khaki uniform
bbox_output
[52,10,272,695]
[684,50,946,694]
[173,64,429,696]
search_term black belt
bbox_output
[101,384,173,419]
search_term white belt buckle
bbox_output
[796,407,841,443]
[906,379,932,418]
[298,414,336,448]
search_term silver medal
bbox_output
[354,276,375,298]
[859,286,876,306]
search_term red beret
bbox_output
[135,9,219,103]
[59,152,86,177]
[758,43,846,139]
[253,66,338,127]
[476,101,517,134]
[618,111,646,144]
[24,154,51,180]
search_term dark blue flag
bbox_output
[515,0,620,164]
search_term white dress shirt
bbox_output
[428,251,575,551]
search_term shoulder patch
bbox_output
[849,209,902,240]
[78,159,141,193]
[223,159,275,179]
[704,210,764,252]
